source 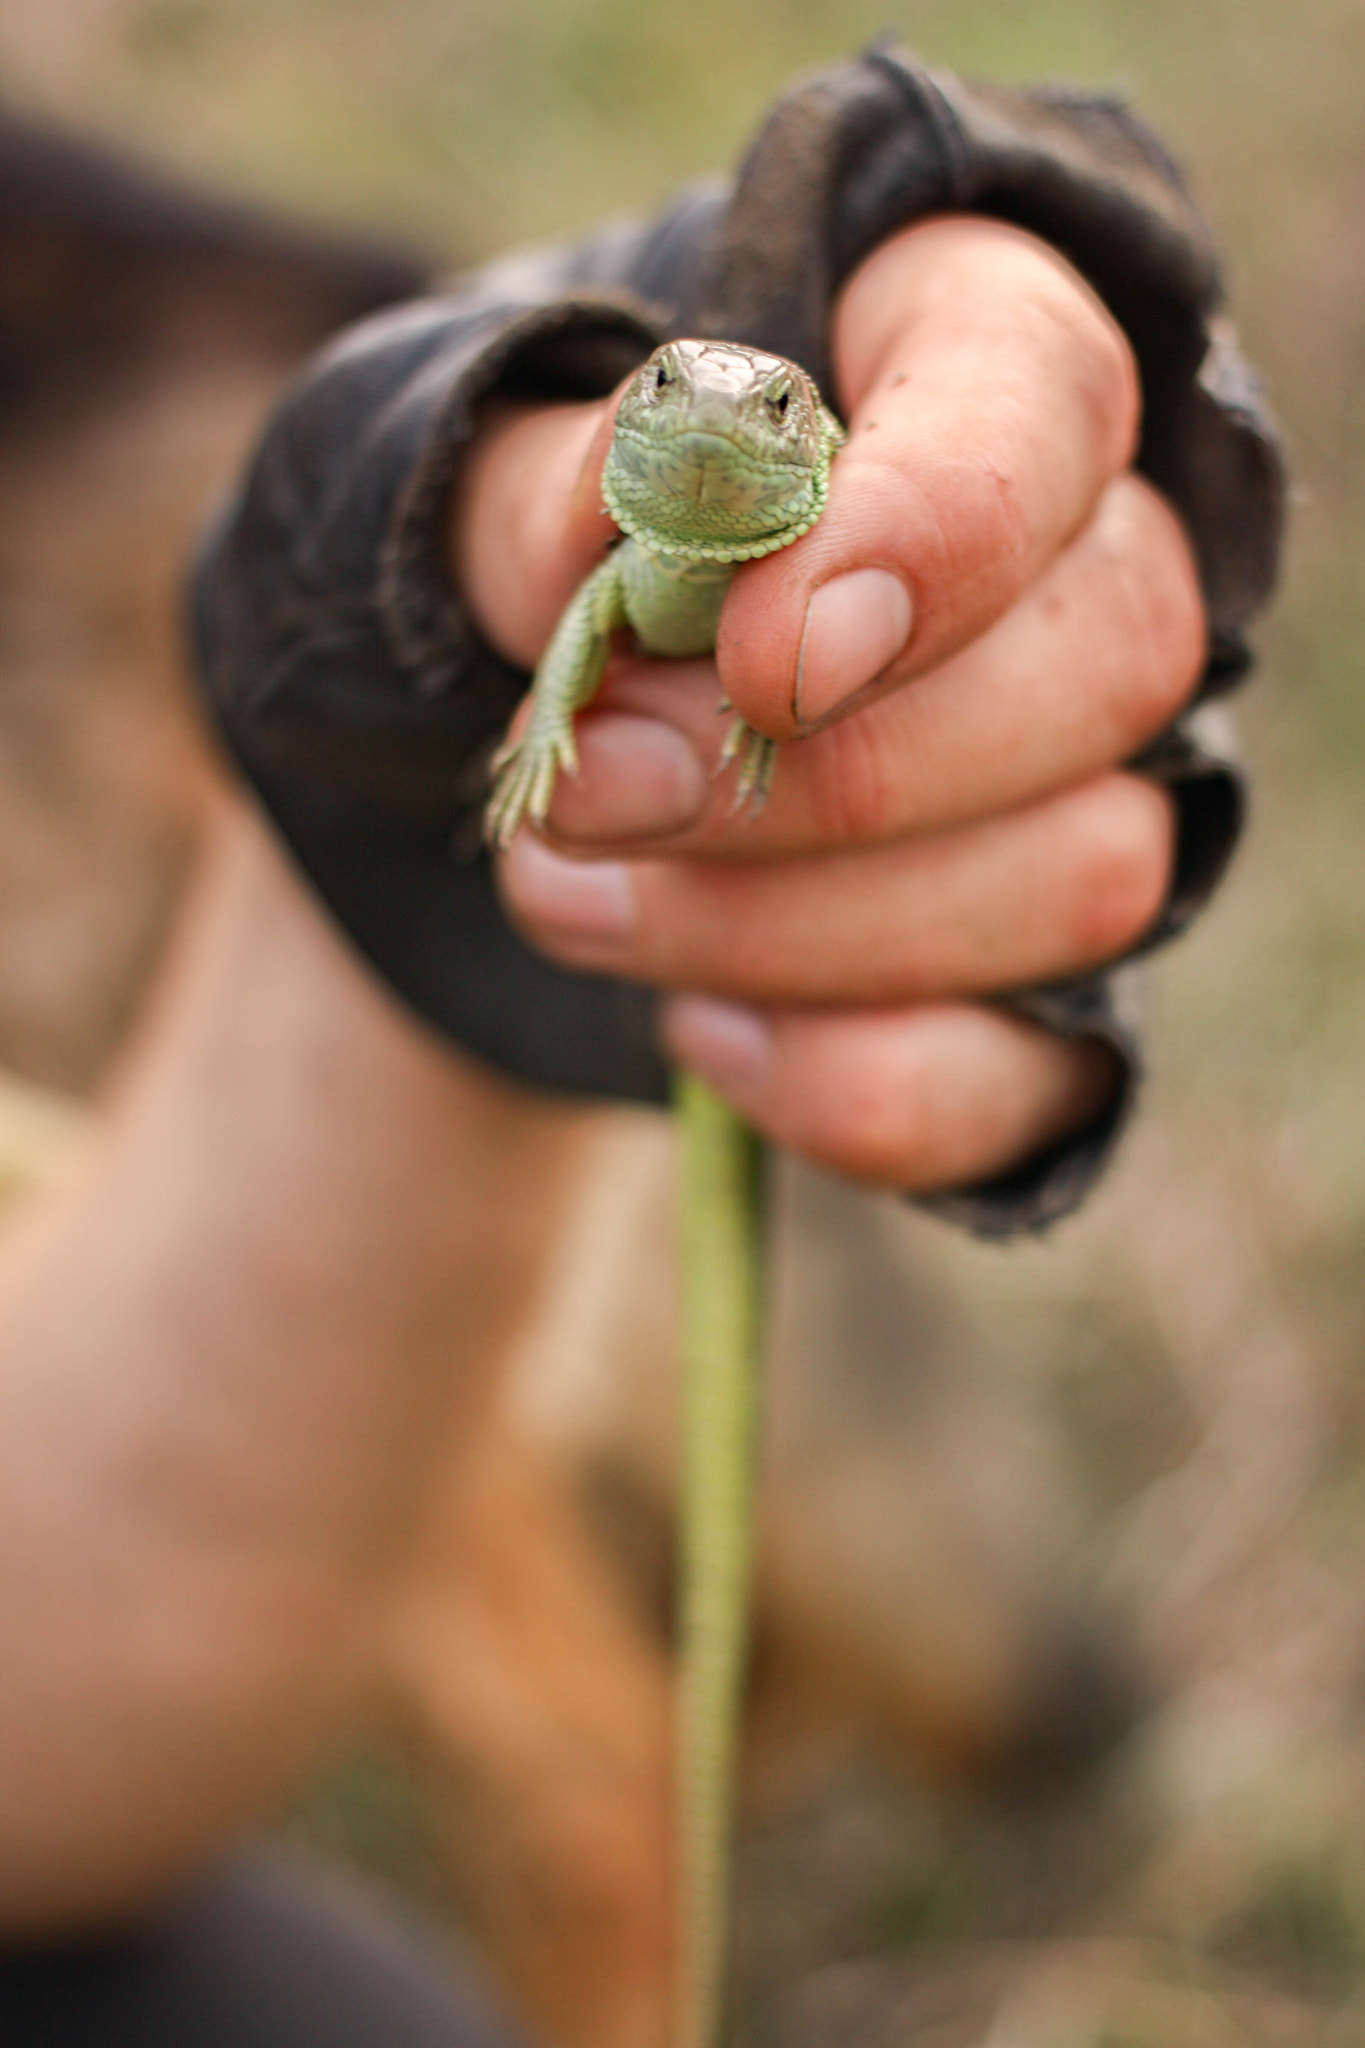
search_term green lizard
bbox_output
[486,338,844,2048]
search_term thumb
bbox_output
[716,217,1138,740]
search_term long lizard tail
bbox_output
[674,1071,766,2048]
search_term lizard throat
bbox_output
[600,463,828,563]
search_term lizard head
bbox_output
[602,339,843,562]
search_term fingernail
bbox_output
[794,568,914,728]
[554,715,709,842]
[500,836,635,953]
[662,995,772,1102]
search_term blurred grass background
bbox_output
[4,0,1365,2036]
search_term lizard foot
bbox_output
[484,719,579,848]
[720,717,778,814]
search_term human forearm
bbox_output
[0,787,585,1931]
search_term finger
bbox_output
[498,772,1174,1003]
[715,216,1141,739]
[540,472,1202,856]
[661,996,1121,1191]
[454,394,622,669]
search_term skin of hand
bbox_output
[457,217,1207,1192]
[0,787,598,1932]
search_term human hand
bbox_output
[455,217,1205,1191]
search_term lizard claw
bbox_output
[484,719,580,848]
[720,716,778,815]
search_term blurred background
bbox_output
[2,3,1365,2043]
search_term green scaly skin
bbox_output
[485,340,843,2048]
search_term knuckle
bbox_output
[821,1065,931,1186]
[1099,480,1208,737]
[1067,776,1175,961]
[1037,265,1141,475]
[783,1025,950,1189]
[1080,306,1142,476]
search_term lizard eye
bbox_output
[764,376,792,422]
[654,353,677,392]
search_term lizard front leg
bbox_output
[485,551,627,849]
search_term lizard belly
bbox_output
[620,541,734,658]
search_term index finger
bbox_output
[716,215,1140,738]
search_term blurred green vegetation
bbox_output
[286,1739,453,1909]
[1215,1851,1365,1996]
[6,0,1365,2032]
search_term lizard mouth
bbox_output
[652,423,807,469]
